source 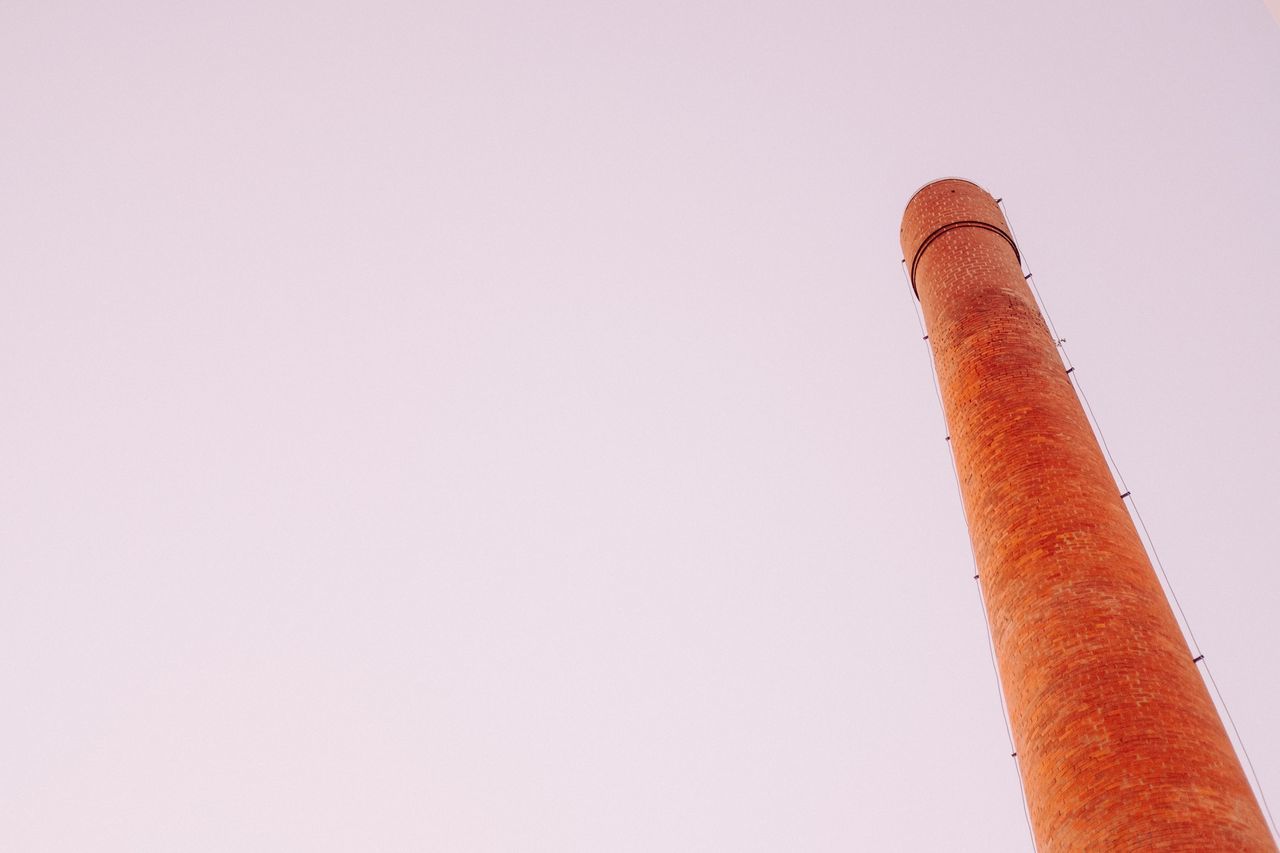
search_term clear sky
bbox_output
[3,2,1279,850]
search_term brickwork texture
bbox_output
[901,179,1275,851]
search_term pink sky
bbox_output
[3,2,1279,850]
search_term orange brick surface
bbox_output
[901,179,1275,851]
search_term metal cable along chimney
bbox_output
[900,179,1276,851]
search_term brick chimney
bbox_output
[901,178,1275,850]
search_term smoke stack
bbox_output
[900,178,1275,850]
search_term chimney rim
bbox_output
[903,177,993,214]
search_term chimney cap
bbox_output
[902,176,991,214]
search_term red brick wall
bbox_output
[901,179,1275,851]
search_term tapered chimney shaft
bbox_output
[901,179,1275,850]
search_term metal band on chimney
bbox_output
[908,220,1020,297]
